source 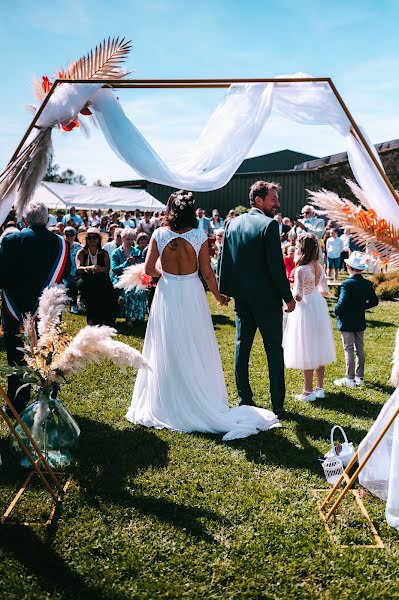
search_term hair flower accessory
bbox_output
[174,191,195,210]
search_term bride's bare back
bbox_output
[144,226,228,305]
[160,229,198,275]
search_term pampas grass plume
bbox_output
[114,263,147,291]
[51,325,148,380]
[37,284,69,338]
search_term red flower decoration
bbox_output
[41,76,53,94]
[140,273,153,287]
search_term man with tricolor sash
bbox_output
[0,201,70,415]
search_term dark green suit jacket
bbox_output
[334,274,379,331]
[218,208,293,307]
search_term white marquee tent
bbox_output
[32,181,166,212]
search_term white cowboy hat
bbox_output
[344,251,368,270]
[77,227,109,247]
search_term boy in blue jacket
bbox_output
[334,251,379,387]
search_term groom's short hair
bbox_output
[249,181,281,206]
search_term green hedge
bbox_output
[371,270,399,300]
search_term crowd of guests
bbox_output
[276,204,376,283]
[0,205,240,329]
[1,201,379,333]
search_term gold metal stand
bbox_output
[316,406,399,547]
[0,386,72,526]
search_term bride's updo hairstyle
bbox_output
[164,190,198,231]
[296,233,319,266]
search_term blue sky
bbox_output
[1,0,398,184]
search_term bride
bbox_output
[126,191,280,440]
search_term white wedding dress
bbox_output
[283,262,336,370]
[126,226,280,441]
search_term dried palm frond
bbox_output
[0,127,53,218]
[32,74,46,102]
[0,36,132,224]
[308,184,399,266]
[65,36,132,81]
[344,178,372,209]
[391,328,399,388]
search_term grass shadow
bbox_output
[211,314,235,329]
[319,391,385,419]
[194,412,368,478]
[73,417,168,507]
[366,319,397,328]
[362,381,395,396]
[74,418,224,542]
[0,526,121,600]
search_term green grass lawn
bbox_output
[1,296,399,599]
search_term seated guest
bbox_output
[109,211,123,228]
[196,208,212,237]
[76,228,118,326]
[151,212,161,229]
[62,206,83,227]
[210,209,224,232]
[78,217,90,232]
[47,212,57,226]
[283,244,296,281]
[282,216,292,228]
[103,225,123,259]
[63,226,82,314]
[111,228,147,326]
[137,211,155,238]
[274,213,290,243]
[121,211,137,229]
[225,209,237,223]
[99,216,110,233]
[135,232,149,261]
[211,228,225,272]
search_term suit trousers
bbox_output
[2,314,31,413]
[234,299,285,412]
[340,330,365,379]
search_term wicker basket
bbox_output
[321,455,344,485]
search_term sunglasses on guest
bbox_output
[87,235,99,241]
[65,232,76,237]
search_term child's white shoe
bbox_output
[295,391,316,402]
[315,387,325,399]
[334,377,356,388]
[355,377,365,386]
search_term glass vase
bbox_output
[14,390,80,469]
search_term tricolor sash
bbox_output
[3,235,68,323]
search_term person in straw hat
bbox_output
[334,251,379,388]
[76,227,118,326]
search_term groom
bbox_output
[218,181,295,418]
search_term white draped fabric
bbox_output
[358,388,399,530]
[14,74,399,227]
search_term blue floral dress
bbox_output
[111,246,147,321]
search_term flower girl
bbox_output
[283,233,336,401]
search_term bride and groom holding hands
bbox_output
[126,180,296,441]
